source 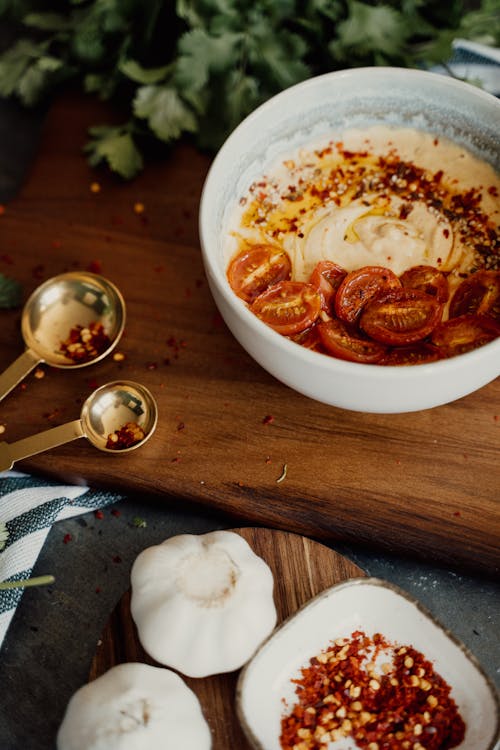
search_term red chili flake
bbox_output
[195,278,203,288]
[453,511,462,517]
[0,204,5,216]
[112,555,122,564]
[43,408,61,421]
[263,415,275,425]
[265,456,271,464]
[95,586,102,594]
[94,510,104,520]
[111,509,121,517]
[0,253,14,264]
[87,260,102,274]
[494,415,499,422]
[63,534,72,544]
[32,264,45,279]
[280,630,465,750]
[212,312,224,328]
[177,422,185,431]
[51,240,62,249]
[106,422,145,450]
[172,456,181,463]
[154,265,164,273]
[86,378,99,390]
[60,321,111,363]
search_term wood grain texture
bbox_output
[89,527,365,750]
[0,93,499,573]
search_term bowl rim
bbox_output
[199,66,500,382]
[236,575,500,750]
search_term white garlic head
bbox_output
[130,530,277,678]
[57,662,211,750]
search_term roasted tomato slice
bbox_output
[227,244,291,302]
[449,270,500,323]
[335,266,401,324]
[289,323,323,351]
[360,289,442,345]
[317,318,387,364]
[431,314,500,357]
[400,265,449,304]
[381,343,441,366]
[309,261,347,312]
[251,281,321,335]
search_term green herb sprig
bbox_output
[0,0,498,178]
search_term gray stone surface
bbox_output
[0,492,498,749]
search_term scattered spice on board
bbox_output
[280,630,465,750]
[63,534,72,544]
[263,414,275,425]
[59,321,111,363]
[105,422,145,450]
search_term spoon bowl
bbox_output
[0,381,158,471]
[82,381,158,453]
[0,272,126,402]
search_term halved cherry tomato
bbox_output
[309,261,347,312]
[400,265,449,304]
[227,244,291,302]
[449,270,500,323]
[360,289,442,345]
[251,281,321,335]
[317,318,387,363]
[381,343,441,366]
[289,323,323,351]
[431,314,500,357]
[335,266,402,324]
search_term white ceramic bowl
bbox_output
[199,67,500,413]
[237,577,500,750]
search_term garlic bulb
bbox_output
[57,662,211,750]
[130,530,277,678]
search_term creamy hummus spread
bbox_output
[225,125,500,296]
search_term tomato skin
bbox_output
[288,323,323,351]
[317,318,387,364]
[335,266,402,324]
[251,281,321,336]
[449,270,500,323]
[431,314,500,357]
[227,244,291,302]
[380,343,441,366]
[360,289,442,345]
[400,265,449,304]
[309,261,347,312]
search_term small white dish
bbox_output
[237,577,499,750]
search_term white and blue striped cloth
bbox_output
[0,471,123,648]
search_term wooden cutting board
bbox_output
[0,92,499,574]
[89,527,365,749]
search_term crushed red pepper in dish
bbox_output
[280,630,465,750]
[105,422,145,450]
[59,321,111,363]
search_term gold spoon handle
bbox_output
[0,420,84,471]
[0,349,40,403]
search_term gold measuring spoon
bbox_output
[0,272,126,403]
[0,381,157,471]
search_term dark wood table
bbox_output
[0,91,499,575]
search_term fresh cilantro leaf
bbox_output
[330,1,410,62]
[0,273,23,309]
[84,125,144,179]
[24,12,72,31]
[119,59,171,85]
[133,84,197,141]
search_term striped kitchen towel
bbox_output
[0,471,123,649]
